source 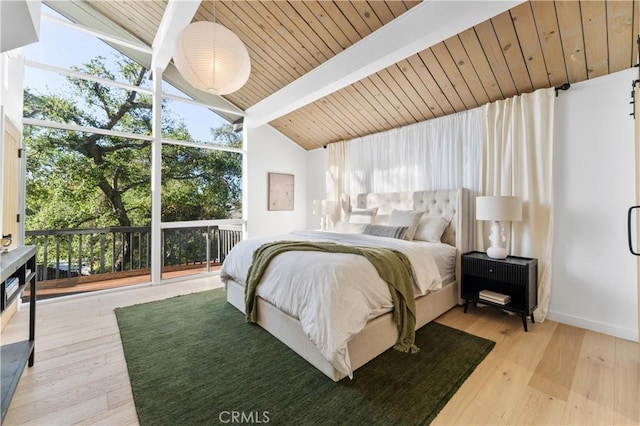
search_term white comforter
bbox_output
[220,230,450,377]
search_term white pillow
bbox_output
[386,210,424,240]
[414,216,451,243]
[348,207,378,224]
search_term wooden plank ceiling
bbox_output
[83,0,639,151]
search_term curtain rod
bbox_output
[554,83,570,97]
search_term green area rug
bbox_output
[115,289,494,425]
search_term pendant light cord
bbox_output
[212,0,216,83]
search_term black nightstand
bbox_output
[461,251,538,332]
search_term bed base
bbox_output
[226,279,458,381]
[225,188,470,381]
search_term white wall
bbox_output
[550,67,638,341]
[0,0,40,54]
[1,50,25,124]
[245,124,309,238]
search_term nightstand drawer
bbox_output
[462,257,528,285]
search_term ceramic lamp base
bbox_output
[486,220,508,259]
[324,215,334,231]
[486,246,508,259]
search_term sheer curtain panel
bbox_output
[480,88,555,322]
[327,107,483,201]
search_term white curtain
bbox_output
[327,91,554,321]
[327,107,483,200]
[327,142,345,219]
[480,88,555,322]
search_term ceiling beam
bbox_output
[246,0,524,128]
[150,0,201,72]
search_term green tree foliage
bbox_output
[24,55,242,232]
[162,128,242,222]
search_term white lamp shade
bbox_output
[173,21,251,95]
[476,196,522,222]
[313,200,336,215]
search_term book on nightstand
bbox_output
[479,289,511,305]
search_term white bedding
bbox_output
[219,230,455,377]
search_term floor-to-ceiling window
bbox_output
[22,6,244,299]
[158,88,243,280]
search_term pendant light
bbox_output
[173,2,251,95]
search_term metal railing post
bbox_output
[205,227,211,273]
[100,234,106,274]
[43,236,48,282]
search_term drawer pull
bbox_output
[489,268,494,273]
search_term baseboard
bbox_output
[547,310,638,342]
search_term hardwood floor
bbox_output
[2,276,638,425]
[433,307,639,425]
[2,277,220,425]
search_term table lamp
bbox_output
[313,200,336,230]
[476,196,522,259]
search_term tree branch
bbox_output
[120,179,150,193]
[113,168,121,191]
[74,214,104,228]
[99,140,151,154]
[92,82,113,119]
[100,66,148,132]
[129,101,152,110]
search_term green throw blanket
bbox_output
[245,240,420,354]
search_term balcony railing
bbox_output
[25,223,242,290]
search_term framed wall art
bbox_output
[268,172,294,211]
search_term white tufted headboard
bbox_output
[343,188,471,291]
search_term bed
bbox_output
[221,188,470,381]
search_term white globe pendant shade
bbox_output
[173,21,251,95]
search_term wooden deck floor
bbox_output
[30,265,221,299]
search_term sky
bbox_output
[24,5,228,143]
